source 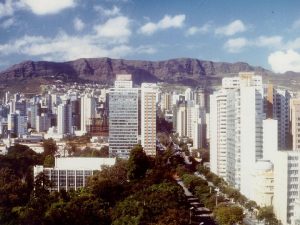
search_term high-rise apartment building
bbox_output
[141,83,157,156]
[109,74,139,158]
[210,72,265,199]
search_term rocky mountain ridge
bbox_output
[0,57,298,93]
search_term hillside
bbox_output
[0,57,298,93]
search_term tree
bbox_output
[214,204,244,225]
[91,159,128,184]
[99,146,109,157]
[42,139,58,156]
[257,206,280,225]
[127,145,149,180]
[43,155,54,167]
[0,168,28,207]
[154,208,189,225]
[87,178,124,205]
[199,148,210,163]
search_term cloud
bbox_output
[186,22,212,36]
[0,15,153,62]
[215,20,247,36]
[94,5,120,17]
[268,49,300,73]
[0,33,128,60]
[94,16,131,43]
[135,45,157,54]
[0,0,15,18]
[139,14,186,35]
[20,0,76,15]
[256,35,282,48]
[223,35,283,53]
[73,17,85,31]
[224,37,248,53]
[0,17,15,29]
[286,38,300,50]
[292,19,300,30]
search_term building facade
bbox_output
[141,83,157,156]
[210,72,265,199]
[109,74,139,158]
[274,151,300,225]
[34,157,116,191]
[57,101,72,135]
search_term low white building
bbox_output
[34,157,116,191]
[252,160,274,207]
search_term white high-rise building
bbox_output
[80,94,96,133]
[57,101,72,135]
[141,83,157,156]
[109,74,139,158]
[274,151,300,225]
[210,89,229,180]
[210,72,265,199]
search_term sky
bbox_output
[1,0,300,73]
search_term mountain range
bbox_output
[0,57,299,94]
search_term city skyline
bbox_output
[0,0,300,73]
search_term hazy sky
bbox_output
[1,0,300,73]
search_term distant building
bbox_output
[36,113,51,133]
[80,94,96,133]
[30,102,41,129]
[34,157,116,191]
[160,92,172,113]
[8,110,27,137]
[57,101,72,135]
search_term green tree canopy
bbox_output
[42,139,58,156]
[214,204,244,225]
[127,145,150,181]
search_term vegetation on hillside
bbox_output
[0,143,190,225]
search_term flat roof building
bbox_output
[34,157,116,191]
